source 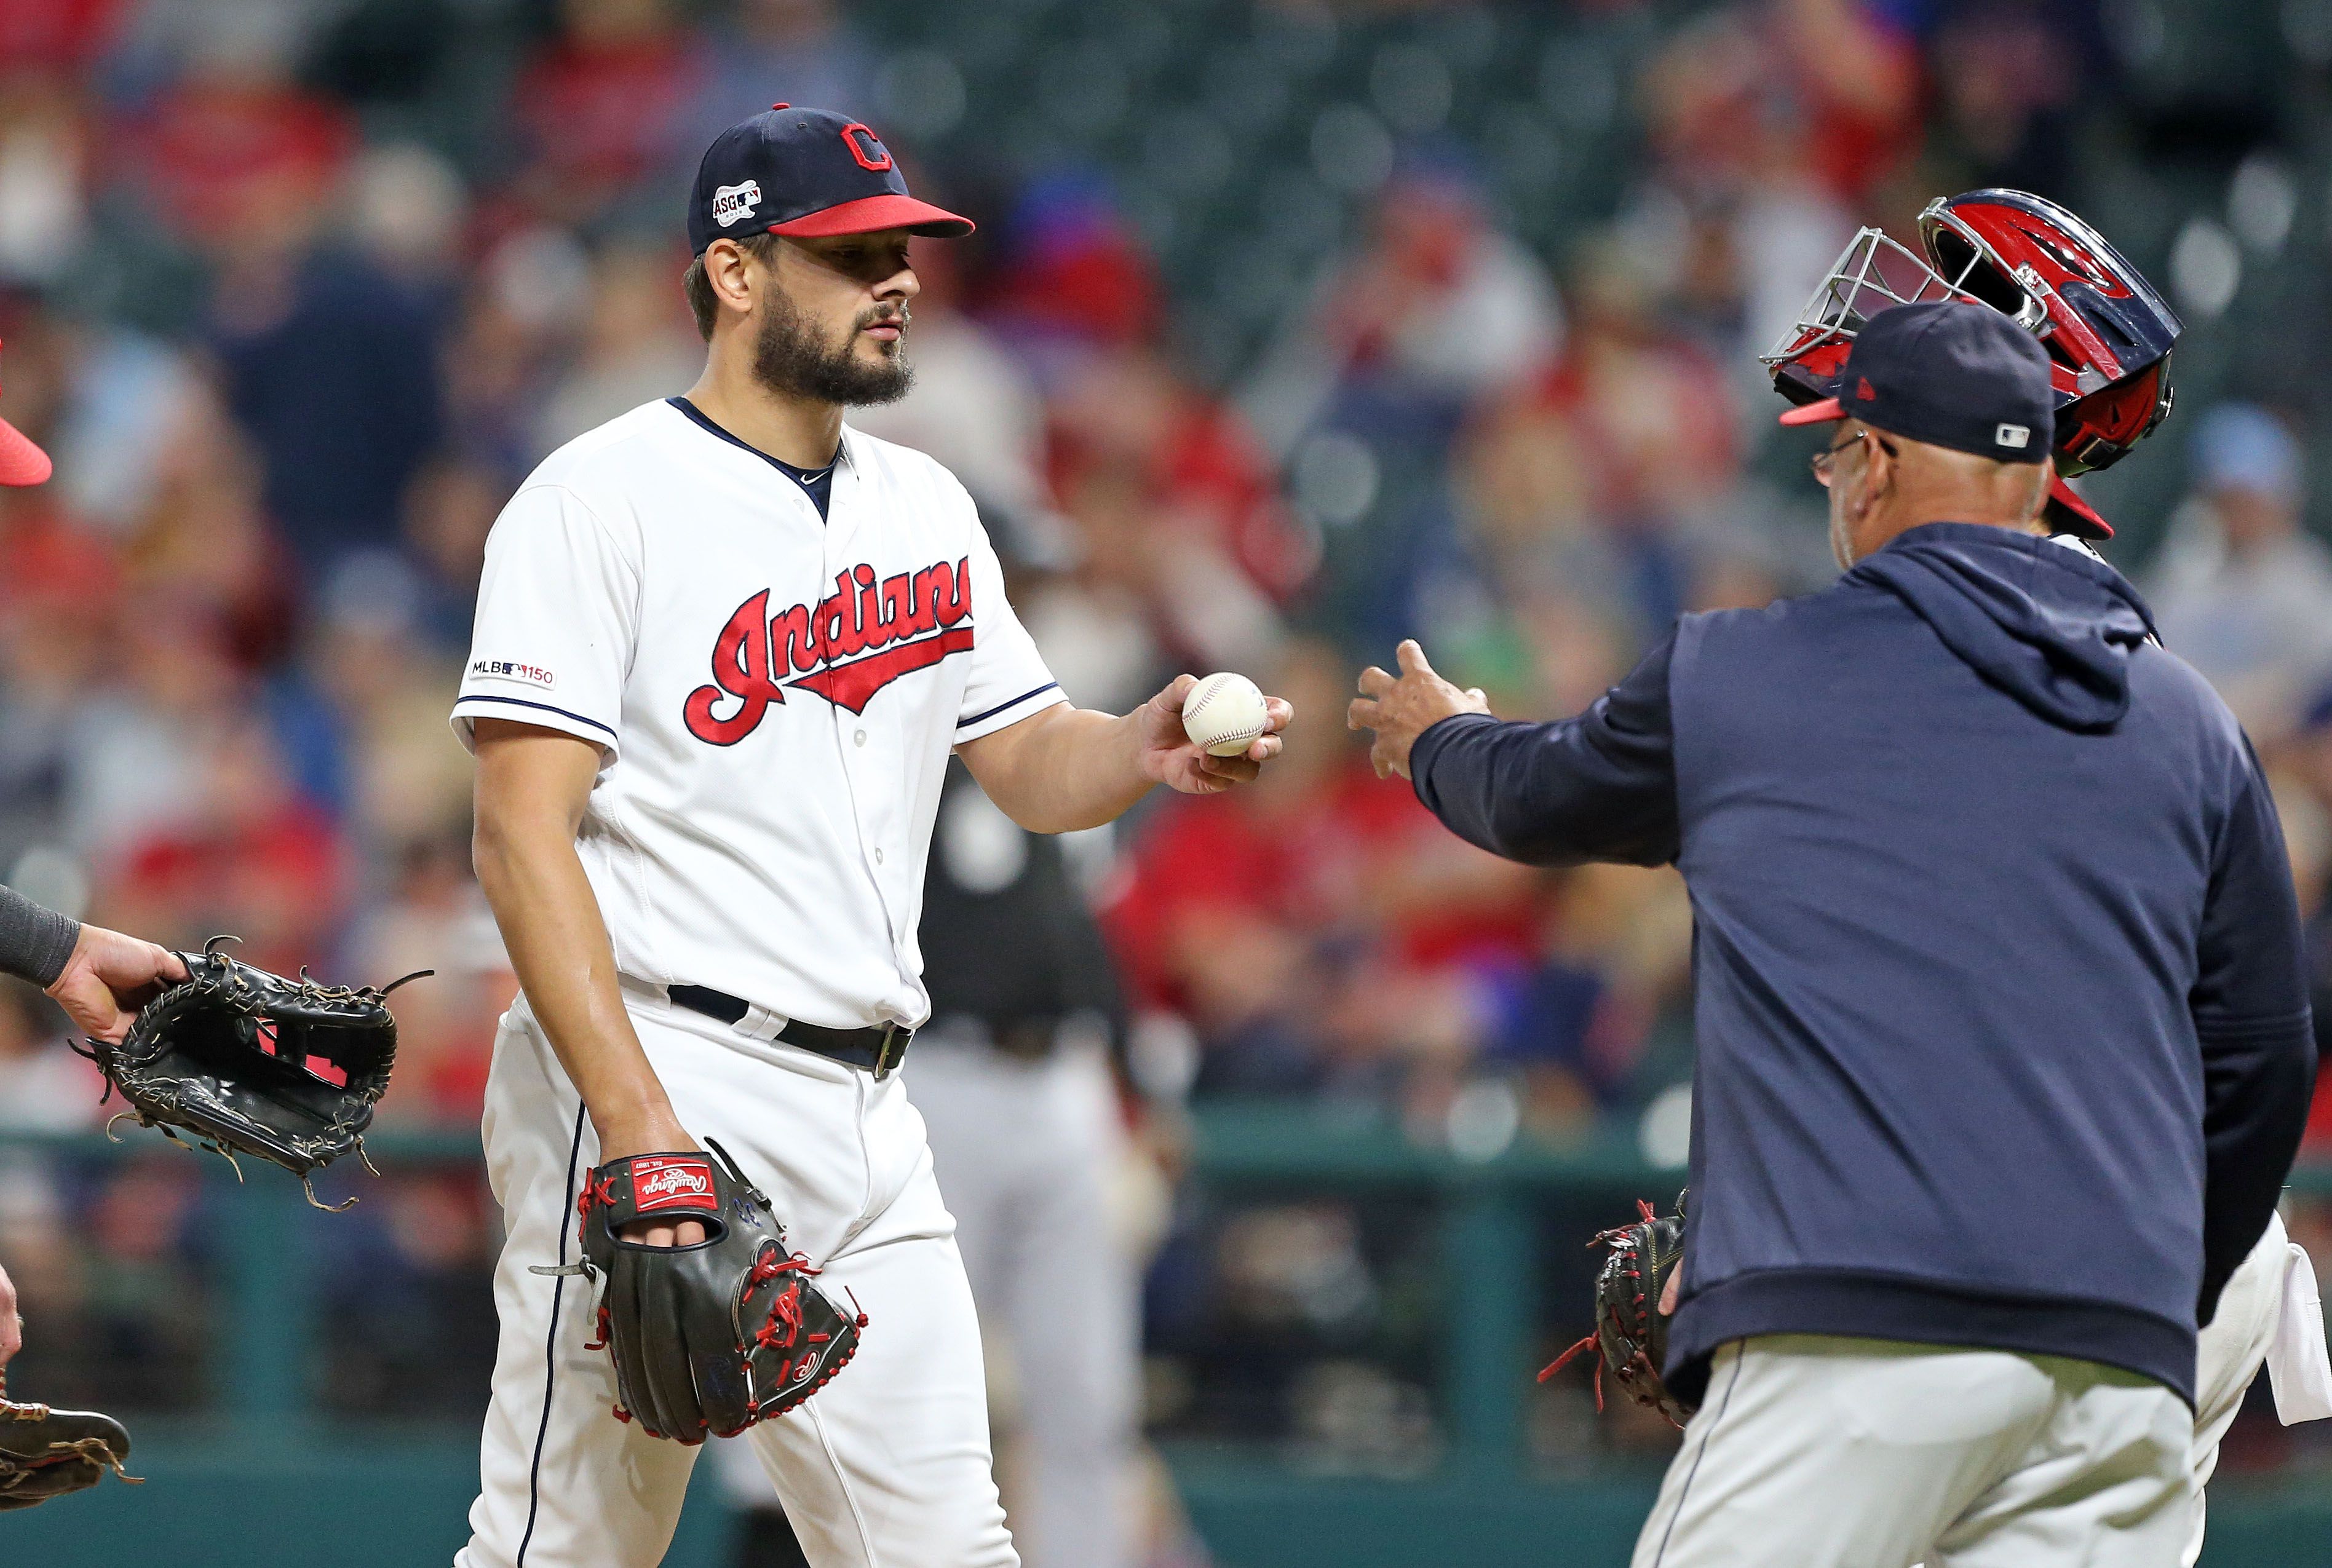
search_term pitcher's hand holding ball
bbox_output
[1347,640,1490,780]
[1139,671,1293,794]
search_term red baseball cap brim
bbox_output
[1778,397,1846,426]
[768,193,975,240]
[0,415,52,486]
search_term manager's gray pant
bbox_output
[1635,1334,2192,1568]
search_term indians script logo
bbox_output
[684,557,973,745]
[633,1158,714,1210]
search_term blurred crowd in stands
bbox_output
[0,0,2323,1468]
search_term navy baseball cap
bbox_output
[1779,299,2054,465]
[688,105,973,256]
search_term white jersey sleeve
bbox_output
[954,512,1067,742]
[452,481,640,758]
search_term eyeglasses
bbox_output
[1809,427,1897,486]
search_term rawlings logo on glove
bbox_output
[534,1138,867,1443]
[632,1158,716,1211]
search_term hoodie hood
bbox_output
[1847,522,2157,732]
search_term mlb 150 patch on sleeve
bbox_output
[472,659,557,689]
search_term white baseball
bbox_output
[1180,671,1271,757]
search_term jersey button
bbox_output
[874,848,886,865]
[854,728,867,746]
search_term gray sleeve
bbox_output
[0,883,80,988]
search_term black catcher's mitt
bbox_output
[1540,1189,1694,1428]
[79,936,425,1207]
[0,1372,137,1510]
[543,1139,867,1443]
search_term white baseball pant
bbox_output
[455,986,1019,1568]
[908,1035,1143,1568]
[1633,1334,2192,1568]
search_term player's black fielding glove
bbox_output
[1539,1189,1694,1428]
[77,936,424,1208]
[550,1139,867,1443]
[0,1371,138,1510]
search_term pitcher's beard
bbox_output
[751,291,913,406]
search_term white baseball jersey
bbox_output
[451,397,1066,1032]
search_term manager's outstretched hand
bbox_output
[1347,640,1489,780]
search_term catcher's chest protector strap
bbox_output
[582,1152,726,1232]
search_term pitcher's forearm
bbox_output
[959,705,1152,833]
[474,820,681,1146]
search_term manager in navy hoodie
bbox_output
[1350,302,2316,1568]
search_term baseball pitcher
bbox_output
[450,106,1289,1568]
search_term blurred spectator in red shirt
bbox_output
[1637,2,1900,361]
[132,33,354,251]
[103,701,349,975]
[1052,345,1315,633]
[1648,0,1921,210]
[0,0,126,74]
[980,171,1165,365]
[512,0,706,221]
[1103,641,1536,1098]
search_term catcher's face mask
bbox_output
[1764,191,2179,483]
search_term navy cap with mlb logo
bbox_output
[688,104,974,256]
[1779,300,2055,465]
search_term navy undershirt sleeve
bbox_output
[2190,744,2318,1324]
[1409,631,1681,868]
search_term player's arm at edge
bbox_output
[471,718,704,1245]
[2191,746,2318,1326]
[956,675,1293,834]
[1368,634,1683,868]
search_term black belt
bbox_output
[668,984,913,1079]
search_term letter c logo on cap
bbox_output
[841,124,892,172]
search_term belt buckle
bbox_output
[872,1024,904,1081]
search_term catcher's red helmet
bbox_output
[1763,189,2181,537]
